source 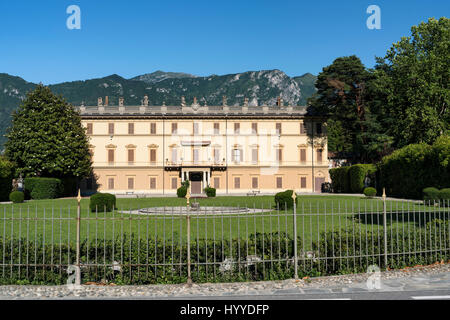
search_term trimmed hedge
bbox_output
[274,190,297,210]
[349,164,376,193]
[9,191,24,203]
[177,186,187,198]
[329,167,350,193]
[380,136,450,199]
[423,187,440,202]
[204,187,216,197]
[0,157,14,202]
[89,193,116,212]
[24,177,62,200]
[363,187,377,198]
[439,188,450,201]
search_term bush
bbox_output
[321,182,332,193]
[24,177,62,200]
[9,191,24,203]
[0,157,14,202]
[204,186,216,197]
[274,190,297,210]
[423,187,440,202]
[329,167,350,193]
[363,187,377,198]
[349,164,376,193]
[89,193,116,212]
[439,188,450,201]
[177,186,187,198]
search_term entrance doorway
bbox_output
[189,172,203,194]
[315,177,325,193]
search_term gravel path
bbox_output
[0,262,449,299]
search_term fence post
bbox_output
[382,188,388,270]
[186,187,192,285]
[292,190,298,280]
[75,189,81,286]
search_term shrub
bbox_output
[177,186,187,198]
[274,190,297,210]
[321,182,332,193]
[439,188,450,201]
[9,191,24,203]
[204,186,216,197]
[349,164,376,193]
[0,157,14,202]
[89,193,116,212]
[423,187,440,202]
[363,187,377,198]
[329,167,350,193]
[24,177,62,200]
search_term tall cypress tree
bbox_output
[4,85,92,182]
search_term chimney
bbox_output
[143,95,149,107]
[222,96,227,107]
[97,97,103,107]
[105,96,109,107]
[119,97,124,107]
[243,97,249,107]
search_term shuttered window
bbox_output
[252,177,258,189]
[108,149,115,164]
[214,123,220,135]
[252,149,258,164]
[128,149,135,163]
[128,178,134,190]
[150,177,156,190]
[317,149,323,163]
[128,123,134,135]
[213,177,220,189]
[171,178,178,189]
[86,123,93,135]
[276,149,283,162]
[276,177,283,189]
[108,123,114,135]
[301,177,307,189]
[276,123,282,135]
[108,178,115,190]
[150,123,156,134]
[234,123,240,134]
[252,123,258,134]
[172,123,178,134]
[150,149,156,163]
[214,149,220,164]
[300,149,306,163]
[300,122,306,135]
[234,177,240,189]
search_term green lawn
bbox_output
[0,195,446,250]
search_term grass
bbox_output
[0,195,447,250]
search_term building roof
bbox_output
[77,105,322,119]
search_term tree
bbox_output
[308,55,390,163]
[4,85,92,182]
[374,17,449,148]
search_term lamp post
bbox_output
[186,186,192,285]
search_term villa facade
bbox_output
[78,96,329,195]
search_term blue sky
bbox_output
[0,0,448,84]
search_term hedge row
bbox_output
[1,220,448,285]
[0,157,14,202]
[24,177,63,200]
[329,164,376,194]
[423,187,450,201]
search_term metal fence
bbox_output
[0,197,449,285]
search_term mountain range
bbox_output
[0,70,317,148]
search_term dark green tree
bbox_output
[308,55,390,163]
[374,17,449,147]
[4,85,92,181]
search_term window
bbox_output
[276,149,283,163]
[193,123,199,135]
[108,178,115,190]
[317,149,323,163]
[300,177,307,189]
[234,177,240,189]
[108,123,114,135]
[252,177,258,189]
[171,148,178,163]
[276,177,283,189]
[128,123,134,135]
[171,177,178,189]
[150,149,156,164]
[193,149,199,164]
[252,148,258,164]
[234,123,240,134]
[252,123,258,134]
[128,177,134,190]
[232,149,242,163]
[316,123,322,135]
[128,149,135,164]
[86,123,93,135]
[300,149,306,163]
[108,149,115,164]
[276,123,282,135]
[172,123,178,134]
[214,123,220,135]
[150,177,156,190]
[213,177,220,189]
[213,148,220,164]
[300,122,306,135]
[150,123,156,135]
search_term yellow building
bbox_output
[79,96,329,196]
